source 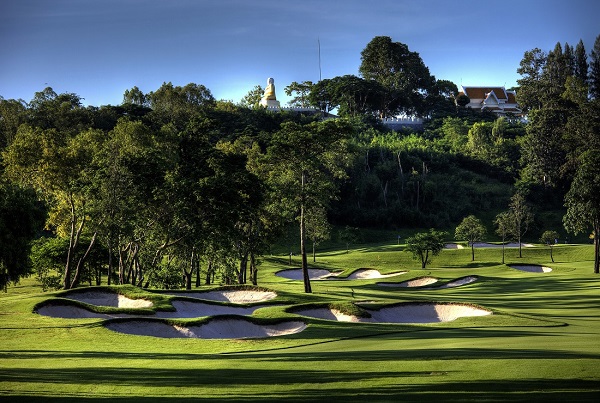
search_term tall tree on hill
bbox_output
[563,150,600,274]
[590,35,600,99]
[261,120,353,293]
[574,39,588,83]
[544,42,567,99]
[516,48,548,112]
[359,36,435,117]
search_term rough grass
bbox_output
[1,242,599,401]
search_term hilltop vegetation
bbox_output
[1,35,600,292]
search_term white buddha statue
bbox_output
[260,77,281,108]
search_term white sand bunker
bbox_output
[345,269,406,280]
[36,303,135,319]
[155,300,272,318]
[509,265,552,273]
[167,289,277,304]
[275,268,340,280]
[445,242,533,249]
[62,290,153,308]
[295,303,491,324]
[378,276,438,288]
[105,318,306,339]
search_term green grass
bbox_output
[1,242,600,401]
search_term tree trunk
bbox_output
[312,241,316,263]
[107,237,113,286]
[471,242,475,261]
[595,220,600,274]
[238,252,248,284]
[63,194,85,290]
[250,252,258,285]
[195,260,201,287]
[70,232,97,289]
[205,260,212,285]
[300,171,312,293]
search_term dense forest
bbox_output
[1,35,600,292]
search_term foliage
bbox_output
[563,150,600,273]
[455,215,487,261]
[404,229,447,268]
[0,183,45,291]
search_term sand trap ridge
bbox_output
[62,290,153,308]
[378,276,438,288]
[509,265,552,273]
[105,318,306,339]
[166,289,277,303]
[275,268,340,280]
[294,302,491,324]
[345,269,406,279]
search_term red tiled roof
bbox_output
[506,92,517,103]
[463,86,508,100]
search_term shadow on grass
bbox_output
[2,378,599,402]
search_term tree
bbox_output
[0,183,45,291]
[455,215,487,261]
[506,193,534,258]
[494,211,511,264]
[339,225,360,254]
[590,35,600,99]
[404,229,447,269]
[240,85,264,108]
[2,125,103,289]
[574,39,588,83]
[563,150,600,273]
[540,230,559,263]
[516,48,548,112]
[359,36,435,117]
[284,81,314,108]
[261,120,353,292]
[305,206,331,262]
[122,86,148,107]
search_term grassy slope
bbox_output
[1,243,599,402]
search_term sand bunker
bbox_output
[276,268,404,281]
[474,242,534,248]
[105,317,306,339]
[36,299,274,320]
[61,290,153,308]
[345,269,406,279]
[166,289,277,303]
[378,276,438,288]
[154,300,272,318]
[445,242,533,249]
[275,268,340,280]
[36,303,135,319]
[294,303,491,324]
[509,265,552,273]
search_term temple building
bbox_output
[458,86,522,117]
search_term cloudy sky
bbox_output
[1,0,598,106]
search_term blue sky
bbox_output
[1,0,599,106]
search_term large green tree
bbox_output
[405,229,447,269]
[359,36,435,117]
[590,35,600,99]
[455,215,487,261]
[564,150,600,273]
[261,119,353,292]
[0,183,45,291]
